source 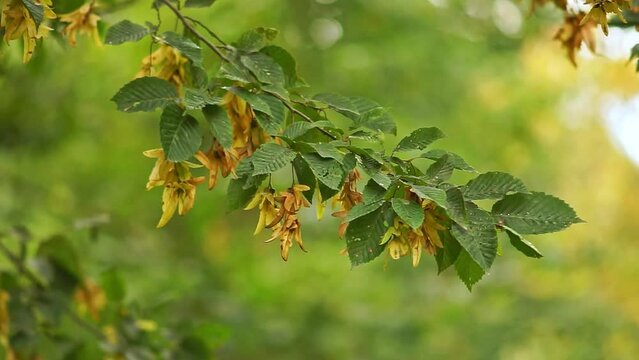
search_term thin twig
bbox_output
[184,16,228,46]
[160,0,232,63]
[160,0,338,140]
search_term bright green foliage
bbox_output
[111,77,179,112]
[394,127,445,153]
[100,0,581,291]
[104,20,149,45]
[492,192,583,235]
[463,171,527,200]
[160,104,201,162]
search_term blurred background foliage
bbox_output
[1,0,639,358]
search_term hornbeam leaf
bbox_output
[410,185,447,209]
[492,192,583,235]
[450,203,498,271]
[241,52,285,86]
[251,143,296,175]
[421,149,475,172]
[454,250,485,291]
[111,77,179,112]
[236,27,279,53]
[394,127,445,152]
[202,105,232,149]
[391,198,424,229]
[435,231,462,274]
[426,154,454,184]
[292,156,316,202]
[160,104,201,162]
[161,32,203,68]
[462,172,527,200]
[313,93,359,117]
[261,45,307,88]
[105,20,149,45]
[503,226,543,258]
[301,153,345,190]
[345,204,395,266]
[346,200,385,222]
[21,0,43,27]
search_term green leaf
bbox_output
[160,104,201,162]
[111,77,179,112]
[227,176,260,211]
[425,154,454,183]
[363,179,387,203]
[261,46,306,88]
[435,231,461,274]
[345,204,395,266]
[251,143,296,175]
[462,172,527,200]
[446,187,467,227]
[450,204,498,271]
[346,200,385,222]
[254,95,287,135]
[391,198,424,229]
[236,27,279,53]
[217,61,253,83]
[282,121,334,139]
[454,249,485,291]
[185,0,215,7]
[503,226,542,258]
[37,236,81,280]
[352,107,396,135]
[202,105,232,149]
[105,20,149,45]
[301,153,345,190]
[292,156,316,202]
[313,93,359,117]
[241,52,285,85]
[394,127,445,152]
[184,88,220,110]
[100,269,126,303]
[492,192,583,235]
[421,149,475,172]
[410,185,447,209]
[161,31,203,68]
[357,151,392,188]
[307,143,344,163]
[21,0,43,27]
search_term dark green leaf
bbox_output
[261,45,306,88]
[301,153,345,190]
[251,143,296,175]
[435,231,461,274]
[21,0,43,27]
[345,204,395,266]
[410,185,447,209]
[236,27,279,52]
[202,105,232,149]
[313,93,359,117]
[105,20,149,45]
[391,198,424,229]
[241,52,285,85]
[111,77,179,112]
[282,120,334,139]
[227,176,260,211]
[492,192,583,235]
[161,31,203,68]
[292,155,316,202]
[425,154,454,183]
[463,172,527,200]
[184,88,220,110]
[503,226,543,258]
[160,104,201,162]
[421,149,475,172]
[450,204,498,271]
[363,179,387,203]
[346,200,385,222]
[455,249,485,291]
[394,127,445,152]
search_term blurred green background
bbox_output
[2,0,639,358]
